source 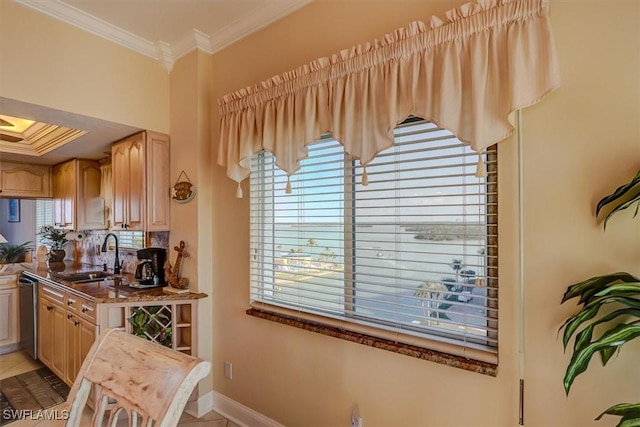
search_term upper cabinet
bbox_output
[52,159,106,230]
[111,131,170,232]
[0,161,51,198]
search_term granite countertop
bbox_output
[21,261,207,303]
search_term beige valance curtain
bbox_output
[218,0,560,197]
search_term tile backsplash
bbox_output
[62,230,169,274]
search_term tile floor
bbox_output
[0,350,239,427]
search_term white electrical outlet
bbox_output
[224,361,233,379]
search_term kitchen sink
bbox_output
[53,271,113,283]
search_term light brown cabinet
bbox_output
[35,279,199,388]
[0,274,19,354]
[0,161,51,198]
[52,159,106,230]
[111,131,170,231]
[38,293,67,379]
[65,313,95,385]
[38,283,97,385]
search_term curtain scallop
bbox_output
[218,0,560,197]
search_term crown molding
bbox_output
[208,0,313,53]
[14,0,313,73]
[155,41,175,73]
[172,29,213,59]
[14,0,158,59]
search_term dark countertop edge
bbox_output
[22,264,208,303]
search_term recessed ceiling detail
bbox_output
[0,114,35,134]
[0,115,87,157]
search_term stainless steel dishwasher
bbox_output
[19,274,38,359]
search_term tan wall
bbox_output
[209,1,640,426]
[1,0,638,425]
[169,49,214,393]
[0,1,169,132]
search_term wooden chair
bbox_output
[64,328,211,427]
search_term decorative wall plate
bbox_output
[172,171,196,203]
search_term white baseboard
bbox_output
[186,390,285,427]
[185,390,214,418]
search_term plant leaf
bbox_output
[595,282,640,297]
[561,272,639,304]
[596,170,640,218]
[561,300,640,351]
[572,323,595,354]
[566,308,640,355]
[559,304,599,349]
[596,403,640,427]
[599,346,618,366]
[563,322,640,394]
[617,417,640,427]
[603,193,640,229]
[596,402,640,419]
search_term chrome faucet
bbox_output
[101,233,121,275]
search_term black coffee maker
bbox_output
[135,247,167,287]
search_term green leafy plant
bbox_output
[129,306,173,347]
[0,241,32,264]
[596,170,640,229]
[37,225,68,250]
[559,168,640,426]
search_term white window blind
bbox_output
[35,199,54,246]
[116,231,145,250]
[250,119,498,356]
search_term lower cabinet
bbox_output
[38,284,97,386]
[0,283,19,353]
[38,294,71,380]
[65,314,96,385]
[37,281,199,390]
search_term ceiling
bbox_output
[0,97,142,166]
[1,0,312,166]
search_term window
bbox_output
[116,231,145,250]
[35,199,54,246]
[250,119,498,366]
[35,199,144,250]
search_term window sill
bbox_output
[247,307,497,376]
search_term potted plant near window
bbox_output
[37,225,69,262]
[559,169,639,426]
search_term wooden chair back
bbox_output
[64,328,210,427]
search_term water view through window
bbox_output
[250,120,497,349]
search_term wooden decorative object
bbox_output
[164,240,189,289]
[171,170,196,203]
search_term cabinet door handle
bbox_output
[67,314,72,319]
[67,300,74,305]
[74,321,80,326]
[46,305,53,311]
[82,307,89,313]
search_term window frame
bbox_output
[248,119,498,374]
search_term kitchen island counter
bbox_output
[26,261,203,386]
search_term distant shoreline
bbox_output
[405,224,485,241]
[274,222,486,242]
